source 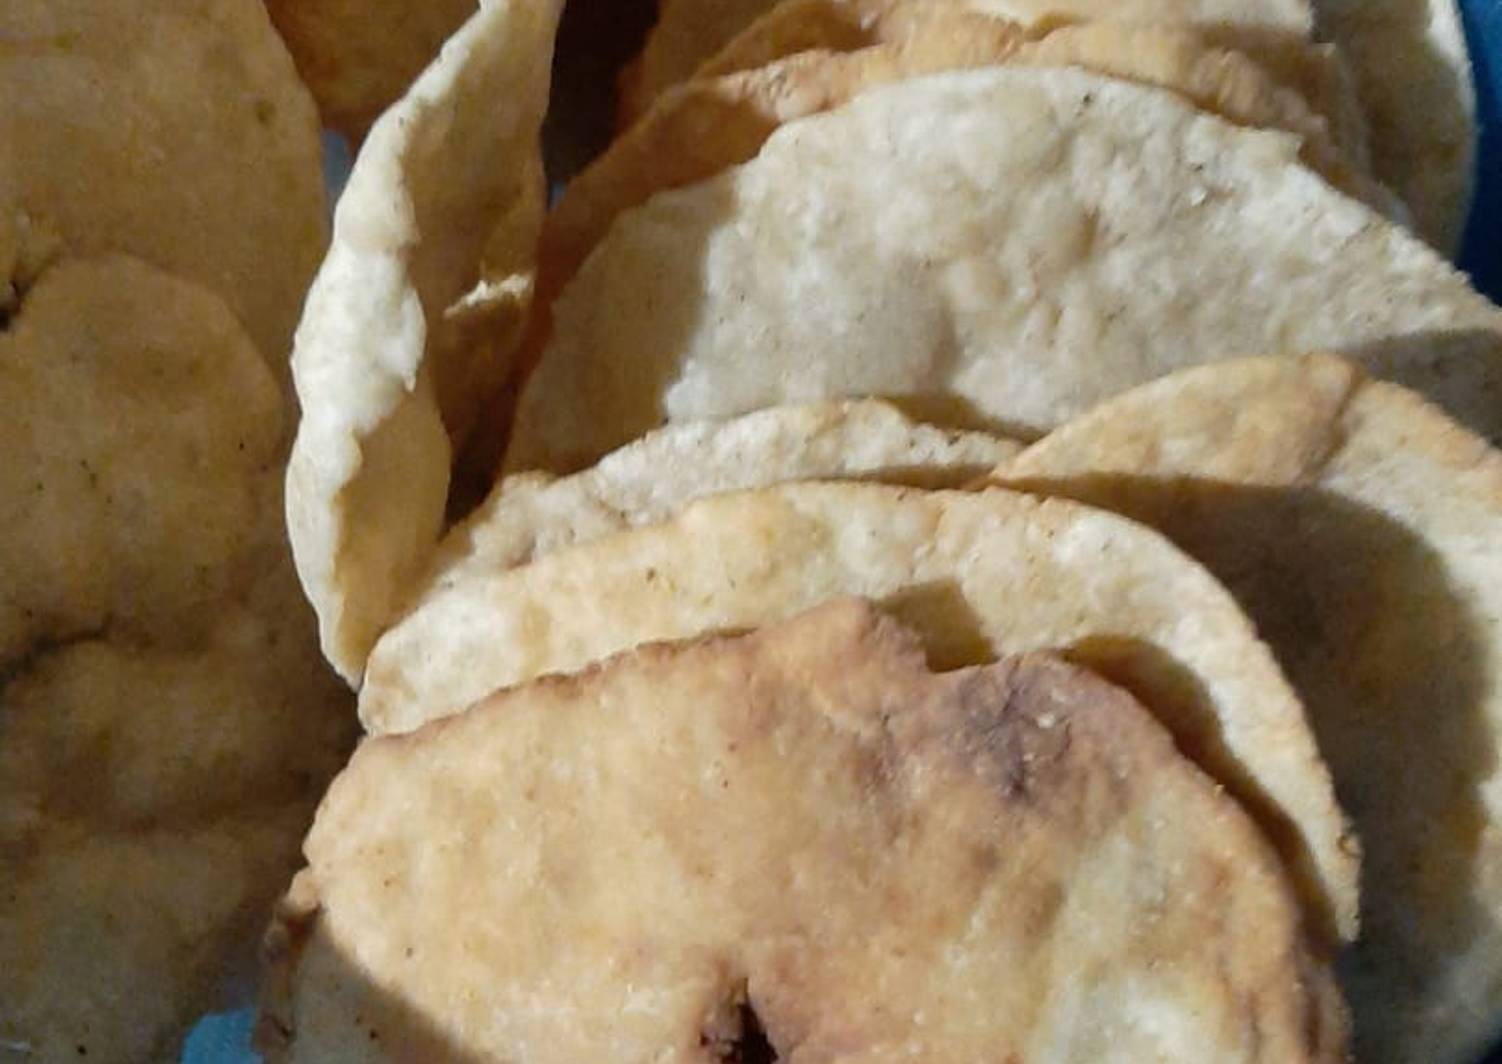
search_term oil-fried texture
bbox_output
[265,0,477,141]
[0,256,281,660]
[543,11,1390,337]
[0,0,326,371]
[700,0,1377,183]
[422,402,1017,622]
[1316,0,1475,252]
[2,810,311,1063]
[622,0,1313,120]
[362,481,1357,943]
[994,354,1502,1063]
[285,0,562,686]
[0,255,353,1062]
[1013,22,1386,207]
[539,15,1029,333]
[508,67,1502,474]
[432,400,1017,595]
[0,587,351,1064]
[264,601,1348,1062]
[701,0,1370,169]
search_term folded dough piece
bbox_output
[285,0,563,686]
[1315,0,1476,251]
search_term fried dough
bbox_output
[420,400,1018,621]
[994,354,1502,1062]
[509,67,1501,473]
[624,0,1314,121]
[285,0,562,685]
[264,600,1348,1062]
[0,0,326,370]
[0,255,353,1060]
[543,14,1389,342]
[363,481,1357,941]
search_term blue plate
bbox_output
[180,5,1502,1060]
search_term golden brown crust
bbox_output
[265,600,1348,1061]
[996,354,1502,1062]
[0,255,355,1059]
[0,0,326,375]
[622,0,1314,122]
[362,480,1357,943]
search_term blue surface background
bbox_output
[1460,0,1502,301]
[181,1011,258,1064]
[180,6,1501,1060]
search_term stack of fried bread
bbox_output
[6,0,1491,1060]
[267,0,1502,1061]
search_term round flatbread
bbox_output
[285,0,563,686]
[544,14,1388,336]
[0,255,282,659]
[263,601,1349,1062]
[0,254,352,1060]
[508,66,1502,474]
[363,481,1357,942]
[994,354,1502,1064]
[543,15,1030,329]
[421,400,1018,614]
[0,0,327,370]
